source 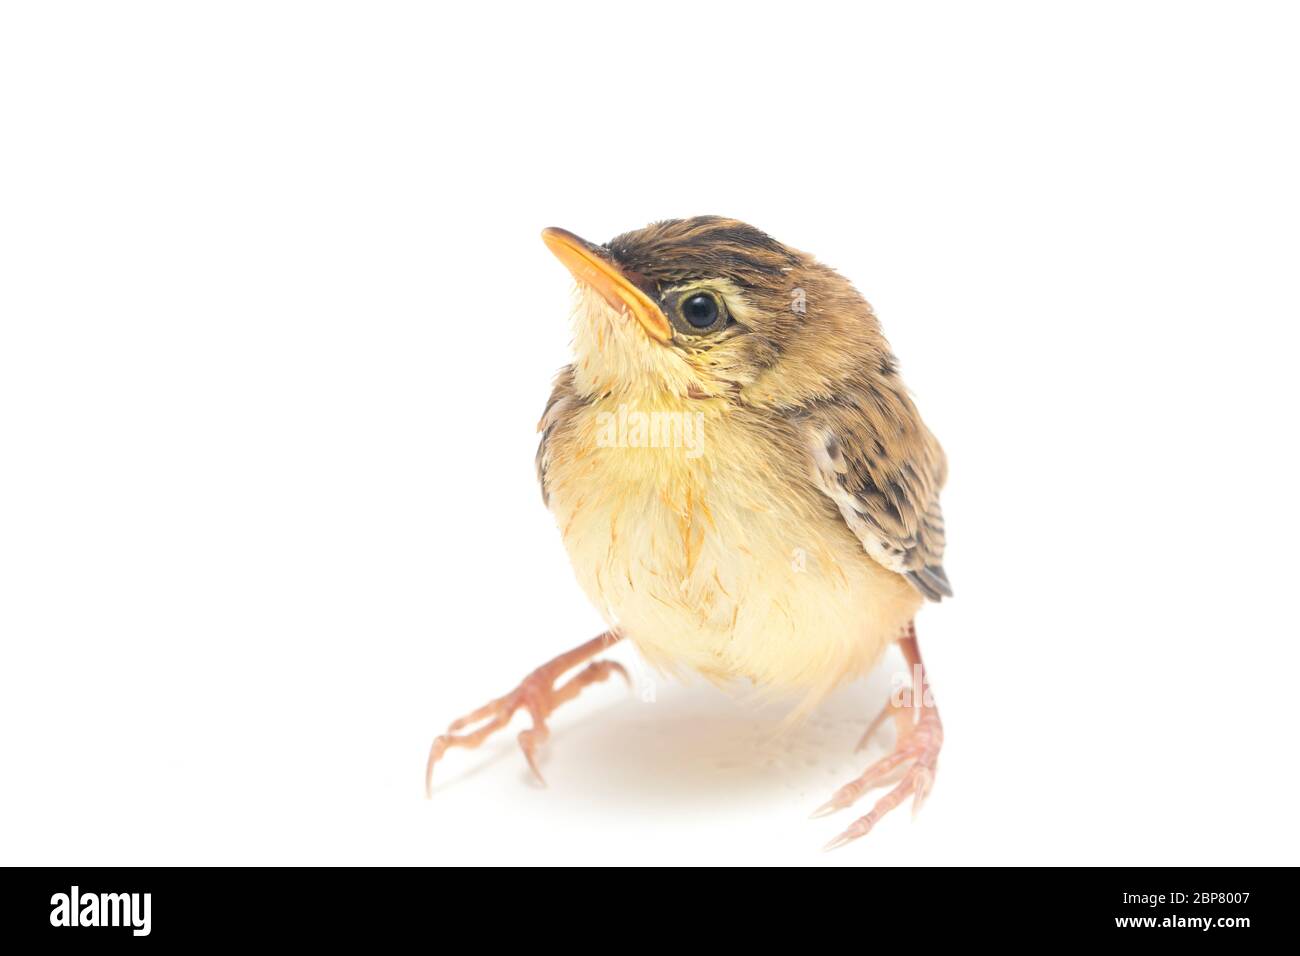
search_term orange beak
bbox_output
[541,227,672,342]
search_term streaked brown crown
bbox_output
[604,216,802,292]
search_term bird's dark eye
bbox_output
[682,293,717,328]
[666,288,730,336]
[679,292,723,330]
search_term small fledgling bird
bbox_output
[426,217,949,848]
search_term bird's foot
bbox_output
[812,630,942,849]
[424,632,627,795]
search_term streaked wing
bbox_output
[803,385,951,602]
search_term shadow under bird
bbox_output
[426,217,951,849]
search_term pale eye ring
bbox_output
[671,290,728,333]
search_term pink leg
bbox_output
[425,632,628,795]
[813,622,943,849]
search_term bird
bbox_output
[425,217,950,849]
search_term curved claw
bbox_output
[517,725,550,786]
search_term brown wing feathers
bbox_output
[804,376,951,602]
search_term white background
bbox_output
[2,2,1297,866]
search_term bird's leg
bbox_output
[813,622,943,849]
[425,631,628,795]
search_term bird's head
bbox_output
[543,216,894,408]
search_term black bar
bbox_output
[3,866,1291,943]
